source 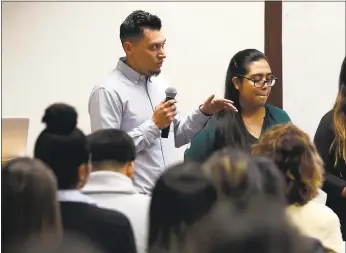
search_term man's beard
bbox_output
[148,70,161,77]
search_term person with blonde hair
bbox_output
[200,148,264,208]
[189,149,324,253]
[314,56,346,240]
[252,124,343,252]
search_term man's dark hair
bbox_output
[87,129,136,168]
[120,10,162,44]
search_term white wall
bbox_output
[2,2,264,162]
[282,2,345,139]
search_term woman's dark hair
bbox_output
[214,49,268,152]
[148,162,217,251]
[2,157,62,251]
[34,103,89,189]
[201,148,263,209]
[332,55,346,163]
[252,156,286,202]
[252,124,324,205]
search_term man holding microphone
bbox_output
[89,10,237,194]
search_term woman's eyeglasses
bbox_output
[238,75,278,88]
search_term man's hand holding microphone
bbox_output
[152,87,238,138]
[152,99,177,130]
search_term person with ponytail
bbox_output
[184,49,291,163]
[314,56,346,241]
[252,124,343,253]
[34,103,136,253]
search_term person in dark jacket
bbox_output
[314,55,346,241]
[34,103,137,253]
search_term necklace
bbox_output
[242,118,263,138]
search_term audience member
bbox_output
[201,148,264,208]
[19,233,105,253]
[252,124,343,252]
[83,129,150,253]
[34,103,136,253]
[148,162,217,253]
[252,155,286,202]
[2,157,62,253]
[314,55,346,240]
[177,200,324,253]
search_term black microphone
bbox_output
[161,87,177,138]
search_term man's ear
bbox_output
[77,163,90,189]
[124,161,134,179]
[232,76,240,90]
[123,41,133,55]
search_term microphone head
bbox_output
[165,87,177,98]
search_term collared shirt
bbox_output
[82,171,151,253]
[82,171,138,195]
[88,58,211,194]
[57,189,97,205]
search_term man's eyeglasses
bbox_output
[238,75,278,88]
